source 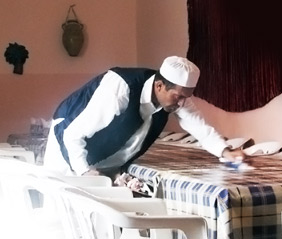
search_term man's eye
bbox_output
[176,95,183,100]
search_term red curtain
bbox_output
[187,0,282,112]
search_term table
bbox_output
[127,143,282,239]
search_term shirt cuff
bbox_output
[70,159,90,176]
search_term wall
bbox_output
[198,93,282,145]
[0,0,138,74]
[136,0,189,67]
[0,0,188,141]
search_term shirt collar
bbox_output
[140,75,162,117]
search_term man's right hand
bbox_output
[82,169,100,176]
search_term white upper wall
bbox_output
[0,0,188,75]
[0,0,138,75]
[136,0,188,68]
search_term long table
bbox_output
[127,143,282,239]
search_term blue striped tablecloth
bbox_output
[127,143,282,239]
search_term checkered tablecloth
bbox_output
[127,143,282,239]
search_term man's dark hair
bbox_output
[154,71,176,90]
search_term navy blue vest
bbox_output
[54,67,169,169]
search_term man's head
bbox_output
[153,56,200,113]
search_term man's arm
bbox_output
[175,98,245,161]
[63,71,130,175]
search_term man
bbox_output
[44,56,245,179]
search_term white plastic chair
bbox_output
[61,186,208,239]
[0,142,27,148]
[0,142,12,148]
[243,141,282,156]
[60,175,112,188]
[159,132,189,142]
[0,148,35,164]
[180,135,197,144]
[0,142,31,151]
[0,166,112,239]
[226,137,254,150]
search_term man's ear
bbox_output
[154,80,163,91]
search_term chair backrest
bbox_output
[243,141,282,156]
[62,187,208,239]
[0,149,35,164]
[61,175,112,187]
[0,142,26,149]
[0,143,12,148]
[84,186,133,198]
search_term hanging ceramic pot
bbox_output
[62,5,84,56]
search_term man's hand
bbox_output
[82,169,100,176]
[222,147,246,162]
[221,147,255,171]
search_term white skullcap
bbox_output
[159,56,200,88]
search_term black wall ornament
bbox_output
[62,4,84,57]
[4,42,29,75]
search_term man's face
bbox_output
[154,81,195,113]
